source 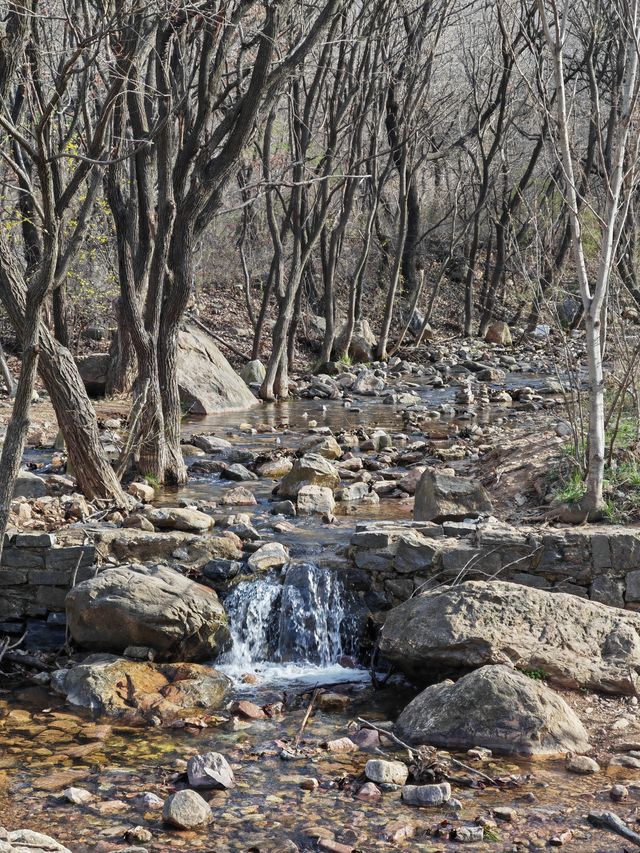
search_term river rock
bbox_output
[187,752,235,789]
[352,369,385,396]
[567,755,600,774]
[278,453,340,498]
[13,470,47,499]
[177,323,257,415]
[485,321,512,346]
[297,485,336,515]
[257,458,293,479]
[0,829,72,852]
[162,789,213,829]
[144,507,214,532]
[414,470,493,522]
[247,542,289,572]
[395,665,590,756]
[364,759,408,785]
[128,482,155,503]
[190,434,232,454]
[379,580,640,694]
[401,782,451,806]
[76,353,110,396]
[298,434,343,460]
[336,319,377,363]
[241,359,266,385]
[55,655,229,719]
[66,563,231,661]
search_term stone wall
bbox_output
[349,519,640,610]
[0,532,96,623]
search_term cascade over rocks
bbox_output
[53,654,230,719]
[380,580,640,694]
[66,564,231,661]
[414,469,493,522]
[395,665,590,756]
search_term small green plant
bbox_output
[554,468,586,504]
[483,827,500,842]
[338,352,353,367]
[144,473,160,487]
[518,668,547,681]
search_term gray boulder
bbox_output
[187,752,235,790]
[76,353,110,396]
[0,829,72,852]
[297,485,336,515]
[66,564,231,661]
[396,665,589,756]
[241,359,266,385]
[177,323,257,415]
[278,453,340,498]
[144,507,214,532]
[380,580,640,694]
[13,470,47,499]
[162,790,212,829]
[335,319,377,363]
[414,469,493,522]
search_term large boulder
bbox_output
[55,654,230,719]
[66,564,231,661]
[335,319,377,363]
[76,353,110,396]
[0,829,72,853]
[414,469,493,522]
[240,359,266,385]
[380,580,640,694]
[13,470,47,499]
[278,453,340,498]
[177,323,257,415]
[484,321,512,346]
[395,665,589,756]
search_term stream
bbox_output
[0,376,631,852]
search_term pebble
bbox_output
[566,755,600,775]
[62,787,93,805]
[355,782,381,802]
[610,783,628,801]
[493,806,517,821]
[364,759,408,786]
[401,782,451,806]
[300,778,319,791]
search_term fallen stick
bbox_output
[186,313,251,361]
[357,717,499,786]
[294,687,319,751]
[588,811,640,847]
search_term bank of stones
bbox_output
[350,518,640,609]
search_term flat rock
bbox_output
[144,507,214,532]
[66,563,230,661]
[247,542,289,572]
[55,655,229,719]
[380,580,640,694]
[414,469,492,522]
[395,665,590,756]
[364,759,408,785]
[0,829,72,852]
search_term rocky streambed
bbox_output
[2,337,640,852]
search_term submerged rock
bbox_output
[380,580,640,694]
[414,469,492,522]
[0,829,72,852]
[55,654,230,719]
[395,665,589,756]
[162,789,213,829]
[66,563,231,661]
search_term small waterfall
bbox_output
[221,562,357,678]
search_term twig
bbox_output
[588,811,640,847]
[356,717,499,785]
[186,313,252,361]
[294,687,319,750]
